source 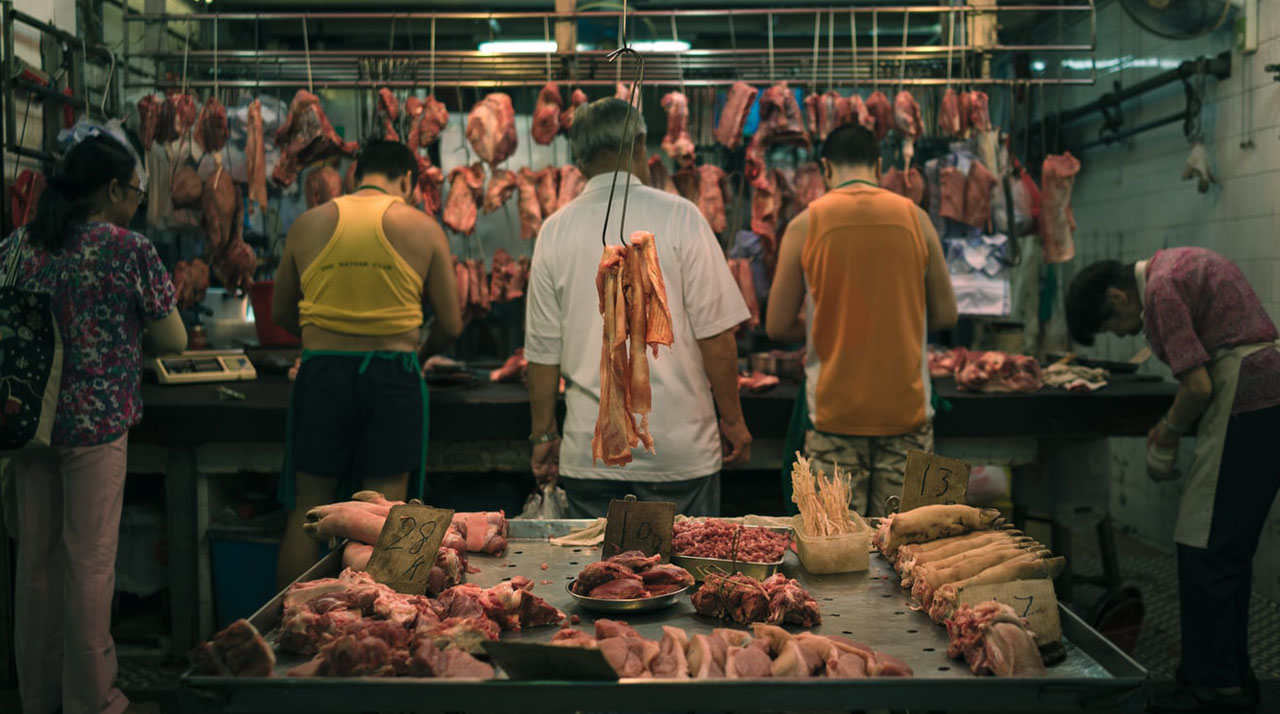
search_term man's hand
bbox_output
[719,417,753,464]
[531,438,561,487]
[1147,420,1180,450]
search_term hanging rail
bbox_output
[121,4,1096,90]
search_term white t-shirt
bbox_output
[524,173,750,482]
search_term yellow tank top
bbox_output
[801,182,929,436]
[298,193,425,336]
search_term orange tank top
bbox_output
[801,181,929,436]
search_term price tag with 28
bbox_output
[365,504,455,594]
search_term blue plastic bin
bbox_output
[209,534,281,629]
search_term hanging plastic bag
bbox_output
[519,483,568,519]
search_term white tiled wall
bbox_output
[1044,1,1280,601]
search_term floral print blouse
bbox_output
[1,222,176,446]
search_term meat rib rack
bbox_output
[181,519,1147,714]
[121,4,1097,91]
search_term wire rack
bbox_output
[120,5,1097,91]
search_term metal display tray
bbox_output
[671,525,792,581]
[182,519,1148,713]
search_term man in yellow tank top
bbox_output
[766,124,957,516]
[271,140,463,587]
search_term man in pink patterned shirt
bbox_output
[1067,247,1280,714]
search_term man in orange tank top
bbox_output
[766,124,957,516]
[272,141,463,587]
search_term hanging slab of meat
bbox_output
[787,162,827,212]
[416,157,445,217]
[201,165,242,257]
[744,136,767,190]
[633,231,674,356]
[614,81,641,112]
[946,602,1047,677]
[244,99,268,217]
[194,96,229,153]
[560,88,588,133]
[659,91,695,162]
[515,168,543,238]
[695,164,728,234]
[593,245,640,467]
[757,82,809,147]
[412,95,450,148]
[171,166,204,209]
[873,504,1002,559]
[750,170,783,259]
[881,167,906,196]
[966,91,992,133]
[466,257,491,316]
[213,237,256,296]
[556,165,586,211]
[534,166,559,218]
[531,82,563,146]
[488,251,529,303]
[1181,142,1216,193]
[304,166,343,208]
[1041,152,1081,264]
[840,94,875,132]
[443,163,485,235]
[646,155,679,195]
[805,90,847,142]
[928,556,1066,624]
[953,349,1044,394]
[715,81,758,150]
[938,88,963,138]
[273,90,359,187]
[376,88,400,141]
[963,160,998,229]
[137,95,163,149]
[674,166,699,205]
[904,168,925,206]
[452,256,469,316]
[403,96,423,141]
[727,258,760,329]
[467,92,518,166]
[483,169,518,214]
[939,165,966,222]
[624,245,655,452]
[893,91,923,167]
[168,93,199,145]
[864,91,893,143]
[173,259,210,310]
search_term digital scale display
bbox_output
[151,350,258,384]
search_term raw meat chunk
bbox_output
[466,92,518,165]
[715,82,758,150]
[659,91,695,162]
[443,163,485,235]
[1041,152,1080,264]
[532,82,563,145]
[864,91,893,142]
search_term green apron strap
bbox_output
[278,386,299,509]
[780,375,812,516]
[412,360,430,502]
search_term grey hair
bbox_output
[569,98,647,168]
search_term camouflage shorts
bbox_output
[803,421,934,517]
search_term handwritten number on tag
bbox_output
[385,516,417,551]
[1013,594,1034,618]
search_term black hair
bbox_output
[820,124,880,168]
[27,135,136,251]
[354,140,418,187]
[1065,260,1138,346]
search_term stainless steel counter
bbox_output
[182,519,1147,713]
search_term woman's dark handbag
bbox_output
[0,235,61,451]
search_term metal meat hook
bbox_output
[600,46,645,248]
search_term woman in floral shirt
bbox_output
[4,136,186,714]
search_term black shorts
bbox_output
[289,351,426,488]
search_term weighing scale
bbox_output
[150,349,257,385]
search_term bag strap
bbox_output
[2,232,27,288]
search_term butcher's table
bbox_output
[181,519,1148,713]
[118,372,1176,657]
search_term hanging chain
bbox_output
[302,16,313,93]
[767,13,775,83]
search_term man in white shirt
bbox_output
[524,98,752,518]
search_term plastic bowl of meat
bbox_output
[670,519,793,582]
[566,551,695,613]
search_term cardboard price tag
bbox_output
[602,496,675,561]
[899,449,971,512]
[365,504,455,594]
[482,641,618,681]
[957,578,1063,645]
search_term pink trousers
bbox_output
[13,433,130,714]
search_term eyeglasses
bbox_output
[122,183,148,204]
